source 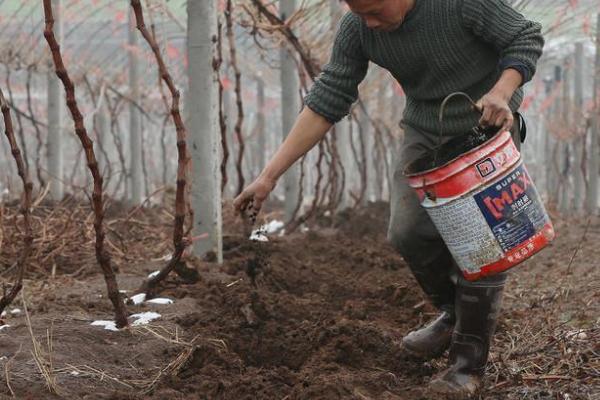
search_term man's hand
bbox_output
[475,68,523,132]
[475,90,514,132]
[233,176,277,222]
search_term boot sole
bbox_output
[428,377,481,400]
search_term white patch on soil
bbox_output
[91,311,161,331]
[250,220,285,242]
[145,298,173,305]
[249,231,269,242]
[131,312,161,325]
[0,325,10,331]
[90,320,118,331]
[148,270,161,279]
[129,293,147,305]
[9,309,21,316]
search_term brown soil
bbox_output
[0,202,598,400]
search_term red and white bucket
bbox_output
[405,129,555,281]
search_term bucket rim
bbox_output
[418,158,523,207]
[403,129,511,178]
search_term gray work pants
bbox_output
[387,120,522,313]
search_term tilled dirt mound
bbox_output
[150,231,428,400]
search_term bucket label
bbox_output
[473,164,548,252]
[424,196,504,273]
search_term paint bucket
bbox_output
[405,123,555,281]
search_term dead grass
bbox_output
[21,288,61,396]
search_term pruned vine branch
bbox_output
[129,0,191,297]
[248,0,320,80]
[0,87,33,317]
[43,0,128,328]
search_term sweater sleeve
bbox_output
[304,13,369,123]
[460,0,544,84]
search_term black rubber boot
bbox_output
[397,251,457,360]
[401,311,455,360]
[428,273,507,399]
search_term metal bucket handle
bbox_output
[417,92,482,201]
[434,91,482,166]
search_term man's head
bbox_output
[344,0,414,32]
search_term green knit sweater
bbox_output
[304,0,544,136]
